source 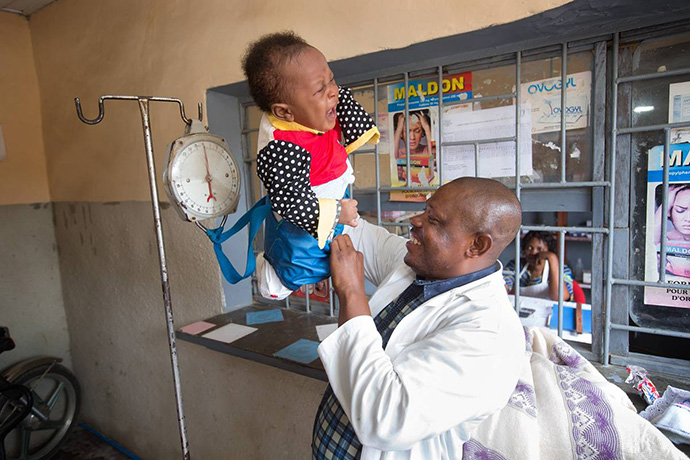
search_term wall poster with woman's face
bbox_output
[385,73,472,201]
[644,143,690,308]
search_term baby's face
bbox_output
[280,47,338,132]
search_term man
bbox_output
[312,177,525,459]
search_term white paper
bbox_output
[316,323,338,342]
[669,81,690,144]
[441,104,533,179]
[202,323,257,343]
[521,71,591,134]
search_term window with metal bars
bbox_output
[233,22,690,375]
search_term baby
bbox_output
[242,31,379,299]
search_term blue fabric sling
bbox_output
[205,196,272,285]
[206,194,344,289]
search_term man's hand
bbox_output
[338,199,359,227]
[330,234,371,326]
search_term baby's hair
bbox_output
[242,31,313,113]
[522,231,557,254]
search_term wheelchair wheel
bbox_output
[0,363,80,460]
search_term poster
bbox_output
[387,73,472,201]
[440,104,533,179]
[521,71,591,134]
[644,143,690,308]
[669,81,690,144]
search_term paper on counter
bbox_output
[180,321,216,335]
[202,323,257,344]
[246,309,284,325]
[274,339,320,364]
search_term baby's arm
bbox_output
[337,87,380,153]
[257,141,353,248]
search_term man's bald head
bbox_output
[405,177,522,279]
[444,177,522,258]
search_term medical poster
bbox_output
[669,81,690,144]
[440,104,533,180]
[387,72,472,201]
[521,71,591,134]
[644,143,690,308]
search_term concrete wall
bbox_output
[0,13,69,371]
[3,0,576,457]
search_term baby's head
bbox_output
[242,31,339,132]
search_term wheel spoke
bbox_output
[46,381,65,410]
[35,419,65,431]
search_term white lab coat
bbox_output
[318,219,525,459]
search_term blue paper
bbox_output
[246,309,284,325]
[273,339,320,364]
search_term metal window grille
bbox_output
[238,22,690,373]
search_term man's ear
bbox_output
[467,233,493,258]
[271,103,294,122]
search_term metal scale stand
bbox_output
[74,95,205,460]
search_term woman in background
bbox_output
[503,231,574,301]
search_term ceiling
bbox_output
[0,0,55,16]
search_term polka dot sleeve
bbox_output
[337,87,378,149]
[257,140,320,238]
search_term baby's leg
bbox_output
[256,253,294,300]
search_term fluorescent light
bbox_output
[633,106,654,113]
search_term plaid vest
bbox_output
[311,283,425,460]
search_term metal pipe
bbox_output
[616,67,690,83]
[136,98,191,460]
[329,285,334,318]
[560,43,567,184]
[375,79,382,227]
[442,136,516,147]
[474,143,480,177]
[610,278,690,290]
[438,66,445,185]
[514,50,522,312]
[610,324,690,340]
[521,225,607,234]
[404,73,412,188]
[519,181,610,189]
[659,129,671,283]
[618,121,690,135]
[603,32,619,366]
[557,230,565,337]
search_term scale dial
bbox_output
[164,132,241,221]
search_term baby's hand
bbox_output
[339,199,359,227]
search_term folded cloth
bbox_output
[462,327,687,459]
[640,385,690,445]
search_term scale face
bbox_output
[163,127,241,222]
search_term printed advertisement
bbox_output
[669,81,690,144]
[387,72,472,201]
[521,71,591,134]
[644,143,690,308]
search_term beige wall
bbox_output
[0,12,49,205]
[28,0,570,203]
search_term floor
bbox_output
[54,426,130,460]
